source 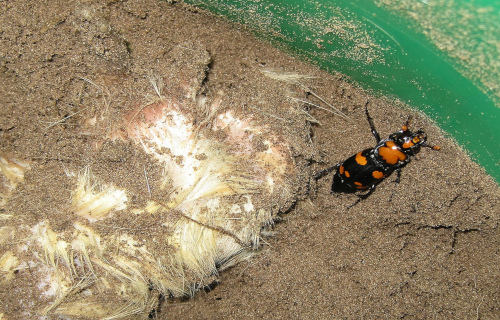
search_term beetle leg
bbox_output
[347,197,363,209]
[358,185,376,200]
[347,184,376,209]
[313,164,339,179]
[394,167,402,184]
[364,101,381,143]
[388,168,402,202]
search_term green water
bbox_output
[184,0,500,183]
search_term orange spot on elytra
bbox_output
[355,152,367,165]
[339,164,350,177]
[379,141,406,164]
[372,170,384,179]
[354,182,367,189]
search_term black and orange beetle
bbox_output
[317,101,440,206]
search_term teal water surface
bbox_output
[184,0,500,183]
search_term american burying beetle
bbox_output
[317,101,440,206]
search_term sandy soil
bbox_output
[1,0,499,319]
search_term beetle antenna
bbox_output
[422,143,441,150]
[364,101,381,143]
